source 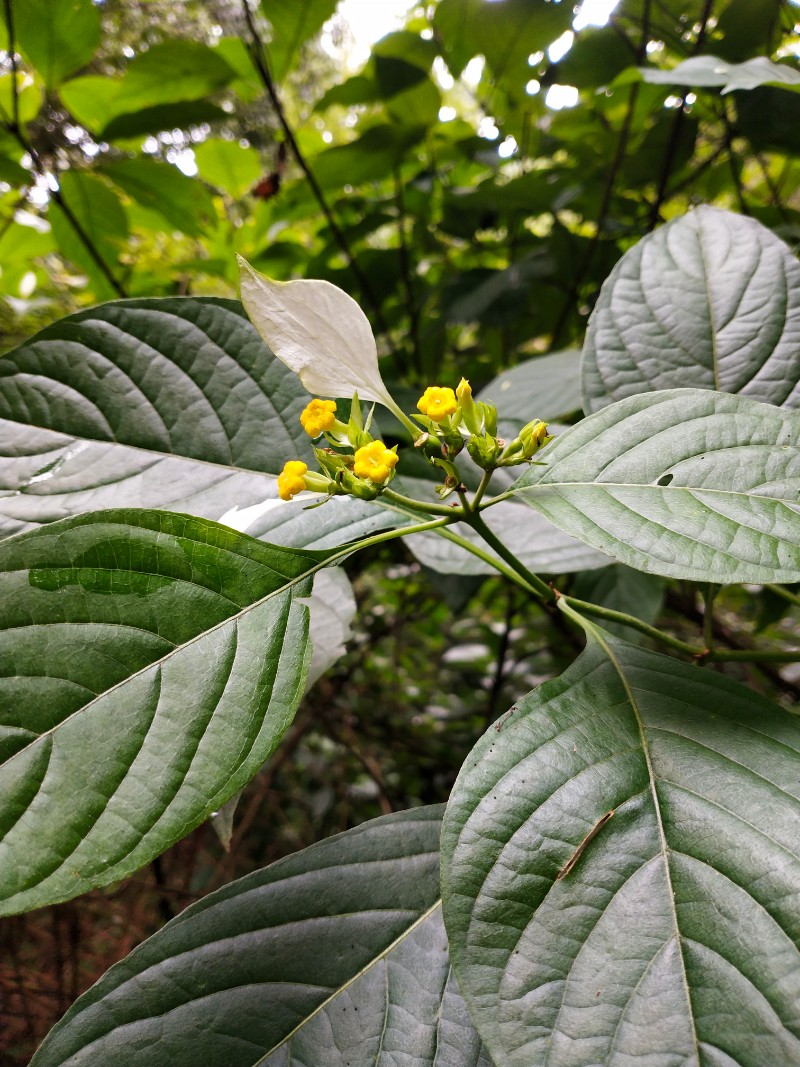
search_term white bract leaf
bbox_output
[238,257,404,417]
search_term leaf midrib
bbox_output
[519,480,797,506]
[253,900,443,1066]
[582,620,700,1063]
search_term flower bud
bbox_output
[467,433,502,470]
[456,378,482,435]
[500,419,551,465]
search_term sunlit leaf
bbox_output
[7,0,100,88]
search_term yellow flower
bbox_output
[353,441,399,484]
[277,460,309,501]
[417,386,457,422]
[300,398,337,437]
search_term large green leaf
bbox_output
[101,158,217,237]
[481,350,583,430]
[582,207,800,413]
[0,298,311,522]
[514,388,800,584]
[50,171,129,300]
[441,622,800,1067]
[0,509,328,916]
[31,805,492,1067]
[263,0,339,82]
[0,296,407,549]
[8,0,100,87]
[434,0,572,90]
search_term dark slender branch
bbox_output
[647,0,716,231]
[240,0,391,340]
[150,855,176,923]
[549,1,651,350]
[394,169,423,380]
[549,82,640,349]
[755,152,789,222]
[2,0,127,297]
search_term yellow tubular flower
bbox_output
[300,398,337,437]
[417,386,457,422]
[277,460,309,501]
[353,441,399,484]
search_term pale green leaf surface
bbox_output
[0,509,326,915]
[0,297,314,482]
[441,627,800,1067]
[514,389,800,584]
[638,55,800,94]
[0,297,397,548]
[237,257,401,412]
[481,350,583,430]
[582,207,800,413]
[31,806,493,1067]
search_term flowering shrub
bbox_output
[1,207,800,1067]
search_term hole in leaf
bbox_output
[657,473,674,486]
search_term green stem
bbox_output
[561,595,799,665]
[380,487,459,518]
[705,648,800,664]
[464,511,554,602]
[328,514,454,564]
[470,470,493,510]
[765,584,800,609]
[561,596,698,655]
[427,527,545,597]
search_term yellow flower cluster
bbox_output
[300,398,337,437]
[417,386,457,422]
[277,460,308,501]
[353,441,399,484]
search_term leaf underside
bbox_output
[441,627,800,1067]
[515,388,800,584]
[582,206,800,413]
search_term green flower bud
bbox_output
[467,432,502,470]
[456,378,482,435]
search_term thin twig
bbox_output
[394,169,423,380]
[240,0,391,340]
[646,0,716,231]
[549,0,651,349]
